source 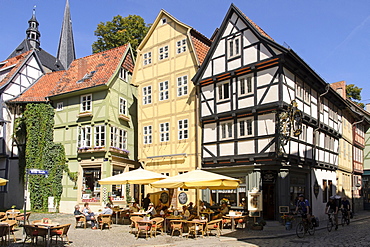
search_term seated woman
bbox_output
[181,205,190,220]
[212,202,229,220]
[155,199,164,212]
[74,205,97,229]
[146,203,157,217]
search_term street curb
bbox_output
[235,215,370,240]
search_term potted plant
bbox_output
[281,214,294,230]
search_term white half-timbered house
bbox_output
[193,4,350,220]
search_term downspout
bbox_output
[312,84,330,215]
[351,117,364,215]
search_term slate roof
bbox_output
[0,50,33,88]
[7,39,64,71]
[9,44,131,103]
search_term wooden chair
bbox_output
[5,210,20,221]
[23,224,48,246]
[0,224,9,245]
[15,212,31,226]
[129,216,142,234]
[170,220,184,237]
[136,221,152,240]
[98,214,112,230]
[0,212,7,221]
[186,220,204,239]
[205,219,222,237]
[51,224,71,245]
[151,217,164,237]
[75,215,87,229]
[3,220,17,242]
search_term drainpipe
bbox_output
[351,117,364,215]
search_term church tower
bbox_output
[57,0,76,69]
[26,6,41,50]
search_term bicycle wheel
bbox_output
[296,222,305,238]
[327,219,333,232]
[308,222,315,235]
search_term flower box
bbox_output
[77,111,93,118]
[118,114,130,122]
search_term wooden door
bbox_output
[262,184,275,220]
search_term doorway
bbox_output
[262,183,275,220]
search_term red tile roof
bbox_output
[49,44,130,97]
[10,70,65,103]
[190,29,211,65]
[0,50,32,88]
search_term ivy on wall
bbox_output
[15,103,77,211]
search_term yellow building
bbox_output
[132,10,211,206]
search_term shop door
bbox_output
[262,184,275,220]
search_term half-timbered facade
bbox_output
[132,10,211,206]
[193,4,350,220]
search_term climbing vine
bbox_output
[15,103,77,211]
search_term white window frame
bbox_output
[178,119,188,140]
[296,78,303,99]
[159,46,169,60]
[160,122,170,142]
[220,121,233,140]
[143,86,152,105]
[239,76,253,96]
[95,125,105,147]
[217,81,230,101]
[177,75,188,96]
[119,97,127,115]
[176,39,187,54]
[228,36,241,58]
[56,102,63,111]
[304,84,310,104]
[81,94,92,112]
[78,126,91,148]
[238,118,253,137]
[159,81,169,101]
[143,52,152,65]
[110,126,127,150]
[143,126,152,144]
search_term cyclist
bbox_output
[326,196,339,230]
[295,194,311,222]
[341,196,351,219]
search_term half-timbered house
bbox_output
[192,4,351,220]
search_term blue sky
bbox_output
[1,0,370,104]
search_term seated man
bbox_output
[146,202,157,216]
[74,205,96,229]
[129,202,140,213]
[101,203,113,215]
[212,202,229,220]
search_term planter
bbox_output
[285,221,292,230]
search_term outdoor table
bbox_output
[34,221,60,247]
[200,210,214,221]
[136,218,153,239]
[0,220,16,245]
[130,212,147,216]
[187,219,207,238]
[223,214,243,231]
[164,215,182,233]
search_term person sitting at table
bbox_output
[146,202,157,216]
[198,200,207,212]
[74,205,97,229]
[188,202,194,211]
[82,202,95,216]
[100,203,113,215]
[155,199,164,212]
[181,205,190,220]
[212,202,229,220]
[129,202,140,213]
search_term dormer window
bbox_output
[119,68,131,82]
[228,36,241,59]
[161,18,167,25]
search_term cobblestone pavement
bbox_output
[6,211,370,246]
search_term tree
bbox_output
[92,15,150,55]
[346,84,364,108]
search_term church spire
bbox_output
[26,5,41,49]
[57,0,76,69]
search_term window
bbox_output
[110,126,127,150]
[143,52,152,65]
[296,78,303,99]
[159,46,169,60]
[304,84,310,103]
[159,81,169,101]
[176,39,187,54]
[81,94,92,112]
[217,81,230,101]
[161,18,167,25]
[239,76,252,95]
[143,86,152,105]
[56,102,63,111]
[160,123,170,142]
[82,168,101,200]
[143,126,152,144]
[228,36,240,58]
[95,125,105,147]
[177,75,188,96]
[239,118,252,137]
[220,121,233,140]
[78,126,91,148]
[178,119,188,140]
[119,68,131,81]
[119,97,127,115]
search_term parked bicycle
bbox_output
[341,208,350,226]
[327,212,335,232]
[296,213,315,238]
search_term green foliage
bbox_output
[126,185,132,203]
[346,84,364,108]
[15,103,77,212]
[92,15,150,55]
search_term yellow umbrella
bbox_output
[0,178,8,186]
[150,169,240,190]
[98,168,167,185]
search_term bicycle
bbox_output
[296,214,315,238]
[327,213,335,232]
[341,208,350,226]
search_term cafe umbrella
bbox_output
[0,178,8,186]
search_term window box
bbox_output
[118,114,130,122]
[78,111,93,118]
[109,147,130,156]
